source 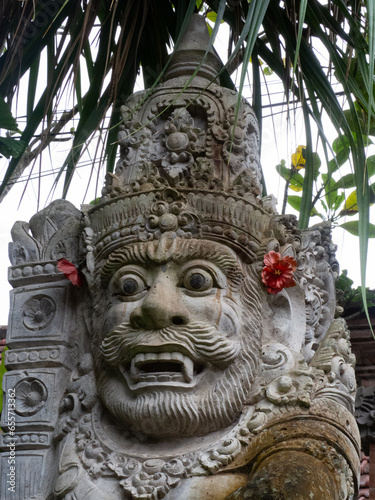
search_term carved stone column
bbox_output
[0,201,84,499]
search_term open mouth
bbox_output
[124,351,203,389]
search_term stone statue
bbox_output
[1,15,360,500]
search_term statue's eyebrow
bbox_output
[100,239,242,281]
[172,244,240,274]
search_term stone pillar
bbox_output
[0,201,82,499]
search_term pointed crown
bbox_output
[85,15,285,264]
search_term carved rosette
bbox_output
[14,378,48,416]
[22,295,56,330]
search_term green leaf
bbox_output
[293,0,308,74]
[366,155,375,179]
[27,54,40,120]
[0,95,19,131]
[328,135,351,173]
[0,137,26,158]
[332,173,356,190]
[263,66,273,76]
[343,108,375,137]
[206,12,224,23]
[336,269,354,291]
[332,156,375,191]
[370,182,375,204]
[322,173,338,209]
[333,192,345,212]
[312,152,321,180]
[332,135,351,155]
[232,0,271,161]
[310,206,324,219]
[276,160,288,179]
[340,221,375,238]
[288,195,322,217]
[287,195,302,212]
[276,162,304,191]
[298,107,313,229]
[89,198,101,205]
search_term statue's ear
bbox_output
[262,286,306,355]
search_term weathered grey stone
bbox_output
[1,14,359,500]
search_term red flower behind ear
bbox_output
[57,258,82,287]
[262,251,297,295]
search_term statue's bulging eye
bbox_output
[189,273,206,290]
[183,269,214,292]
[117,274,147,298]
[122,278,138,295]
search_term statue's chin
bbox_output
[97,373,246,439]
[100,389,225,438]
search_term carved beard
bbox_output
[95,269,262,438]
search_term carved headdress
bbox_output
[84,15,284,267]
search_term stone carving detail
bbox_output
[261,344,314,407]
[14,377,48,416]
[114,89,262,199]
[358,452,370,499]
[6,346,70,368]
[73,415,192,499]
[54,354,97,442]
[8,199,82,267]
[3,14,360,500]
[0,431,51,449]
[22,295,56,330]
[355,385,375,452]
[312,318,356,412]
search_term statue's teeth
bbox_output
[144,353,155,362]
[158,352,172,361]
[182,356,194,383]
[129,351,197,385]
[135,353,145,363]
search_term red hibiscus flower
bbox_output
[57,258,82,287]
[262,251,297,295]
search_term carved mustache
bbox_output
[100,321,239,368]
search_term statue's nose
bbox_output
[129,276,190,330]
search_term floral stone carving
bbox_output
[14,378,48,416]
[22,295,56,330]
[2,14,359,500]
